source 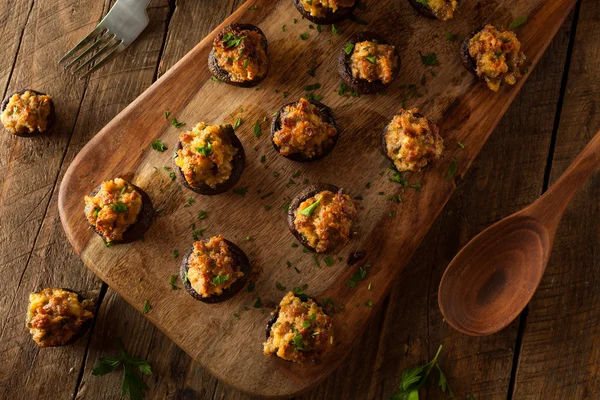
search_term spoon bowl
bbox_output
[439,129,600,336]
[439,216,550,335]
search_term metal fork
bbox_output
[59,0,152,78]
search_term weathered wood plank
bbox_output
[0,0,33,96]
[513,0,600,397]
[0,0,173,398]
[0,0,110,397]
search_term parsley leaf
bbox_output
[169,275,180,290]
[419,51,440,67]
[110,202,128,213]
[253,120,262,137]
[211,274,230,286]
[300,196,322,216]
[151,140,166,152]
[141,300,151,314]
[445,160,457,181]
[509,16,528,29]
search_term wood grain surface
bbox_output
[1,0,599,399]
[56,0,577,397]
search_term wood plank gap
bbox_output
[1,0,34,99]
[541,0,583,193]
[151,1,177,83]
[71,282,109,400]
[506,2,583,399]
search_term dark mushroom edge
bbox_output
[28,288,95,347]
[208,24,268,88]
[460,28,484,77]
[180,239,250,304]
[270,100,339,162]
[292,0,359,25]
[87,182,154,245]
[338,32,400,94]
[1,89,55,137]
[287,183,352,253]
[264,294,331,365]
[174,125,246,196]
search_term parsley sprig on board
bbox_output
[92,340,152,400]
[390,345,454,400]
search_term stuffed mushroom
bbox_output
[84,178,154,244]
[408,0,459,21]
[382,108,444,172]
[461,25,526,92]
[208,24,268,87]
[293,0,358,25]
[338,32,400,94]
[288,184,358,254]
[1,89,55,137]
[26,288,95,348]
[180,235,250,303]
[174,122,245,195]
[271,98,339,162]
[264,291,334,364]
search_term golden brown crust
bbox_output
[213,27,268,83]
[294,190,357,253]
[1,91,53,135]
[426,0,458,20]
[468,25,526,92]
[187,235,244,298]
[263,292,334,364]
[175,123,238,189]
[273,98,337,159]
[384,108,444,172]
[299,0,356,17]
[84,178,143,243]
[26,288,94,348]
[349,41,398,85]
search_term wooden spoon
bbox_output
[438,129,600,336]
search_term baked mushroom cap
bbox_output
[86,182,154,244]
[180,239,250,304]
[174,125,246,196]
[338,32,400,94]
[287,183,356,253]
[1,89,55,137]
[380,109,429,157]
[208,23,268,88]
[270,99,339,163]
[460,28,481,76]
[407,0,460,20]
[26,288,95,347]
[292,0,358,24]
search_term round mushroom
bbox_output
[460,25,526,92]
[174,122,246,195]
[84,178,154,244]
[271,98,339,162]
[208,24,268,87]
[287,184,358,254]
[408,0,459,21]
[293,0,358,25]
[338,32,400,94]
[1,89,55,137]
[180,235,250,303]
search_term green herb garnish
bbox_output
[300,32,309,40]
[509,16,528,29]
[419,51,440,67]
[211,274,230,286]
[169,275,180,290]
[344,43,355,55]
[300,196,322,217]
[141,300,151,314]
[253,120,262,137]
[445,160,457,181]
[151,140,166,152]
[110,202,128,213]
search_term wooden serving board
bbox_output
[58,0,576,397]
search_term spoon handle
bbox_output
[529,129,600,227]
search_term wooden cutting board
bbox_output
[58,0,576,397]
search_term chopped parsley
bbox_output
[324,256,335,266]
[509,16,528,29]
[346,266,368,288]
[222,32,247,48]
[172,249,179,258]
[191,228,206,240]
[275,281,287,291]
[304,83,321,91]
[110,202,128,213]
[445,33,457,42]
[169,275,180,290]
[457,141,465,149]
[171,118,185,128]
[293,284,308,296]
[344,43,354,54]
[253,297,263,308]
[198,210,208,219]
[211,274,229,286]
[253,120,262,137]
[141,300,151,314]
[233,117,243,129]
[234,187,248,196]
[300,196,321,216]
[151,139,166,152]
[445,159,457,181]
[300,32,309,40]
[419,51,440,67]
[365,56,377,64]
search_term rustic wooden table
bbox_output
[0,1,598,399]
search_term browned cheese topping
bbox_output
[300,0,356,17]
[213,27,267,83]
[1,91,52,135]
[427,0,458,21]
[263,292,334,364]
[273,98,337,158]
[385,108,444,172]
[84,178,143,242]
[175,123,238,189]
[294,190,357,253]
[26,288,94,348]
[350,40,398,85]
[468,25,526,92]
[187,235,244,298]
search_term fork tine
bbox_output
[59,25,105,63]
[79,43,127,79]
[64,32,114,70]
[72,37,121,75]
